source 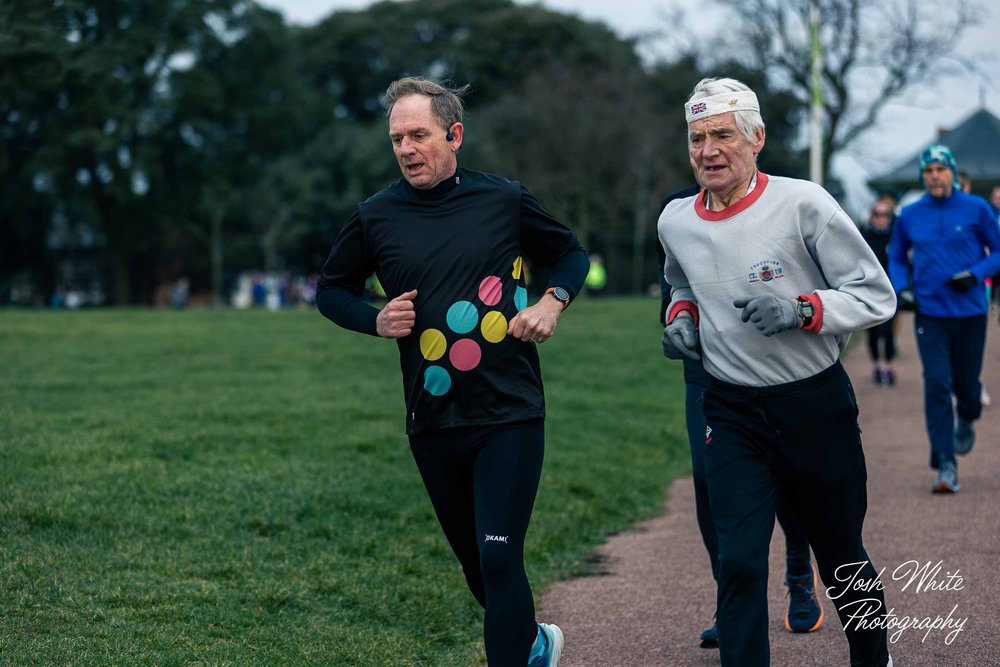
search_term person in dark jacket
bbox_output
[861,202,898,386]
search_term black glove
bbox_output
[732,295,800,337]
[662,315,700,361]
[896,288,918,312]
[947,271,977,291]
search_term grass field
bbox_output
[0,298,689,666]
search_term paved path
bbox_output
[540,312,1000,665]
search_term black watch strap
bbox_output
[795,296,814,327]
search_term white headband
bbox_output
[685,91,760,123]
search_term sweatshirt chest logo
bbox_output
[747,259,785,284]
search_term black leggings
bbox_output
[409,419,544,666]
[866,317,896,362]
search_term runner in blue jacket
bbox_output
[887,144,1000,493]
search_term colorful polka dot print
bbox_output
[418,256,527,397]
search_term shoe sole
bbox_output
[541,623,563,666]
[785,563,825,633]
[699,636,719,649]
[932,483,960,493]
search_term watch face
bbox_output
[552,287,570,302]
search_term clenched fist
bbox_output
[377,289,417,338]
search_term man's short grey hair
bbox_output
[384,77,471,130]
[687,77,765,145]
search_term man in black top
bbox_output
[317,77,587,667]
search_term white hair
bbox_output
[687,77,765,145]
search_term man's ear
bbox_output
[753,127,765,155]
[449,123,464,151]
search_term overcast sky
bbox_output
[257,0,1000,206]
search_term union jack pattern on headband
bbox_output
[690,102,707,114]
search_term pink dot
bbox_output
[478,276,503,306]
[449,338,482,371]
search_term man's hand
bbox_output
[376,289,417,338]
[508,295,563,343]
[733,295,799,337]
[947,271,977,292]
[663,315,700,360]
[896,288,918,311]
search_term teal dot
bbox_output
[424,366,451,396]
[514,286,528,311]
[446,300,479,334]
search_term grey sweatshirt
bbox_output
[658,173,895,387]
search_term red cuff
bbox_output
[667,300,699,327]
[800,293,823,333]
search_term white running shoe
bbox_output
[535,622,563,666]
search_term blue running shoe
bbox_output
[785,564,824,633]
[955,419,975,455]
[699,621,719,649]
[932,462,960,493]
[527,622,563,667]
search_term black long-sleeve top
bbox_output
[317,168,588,434]
[861,223,893,271]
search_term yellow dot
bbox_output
[512,256,523,280]
[420,329,446,361]
[481,311,508,344]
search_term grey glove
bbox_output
[733,295,800,337]
[663,315,701,361]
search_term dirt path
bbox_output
[540,312,999,665]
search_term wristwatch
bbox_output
[545,286,571,310]
[795,296,815,328]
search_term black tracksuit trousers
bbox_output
[703,362,890,667]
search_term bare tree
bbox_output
[712,0,977,182]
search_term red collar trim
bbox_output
[695,172,770,221]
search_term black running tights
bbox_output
[409,419,544,666]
